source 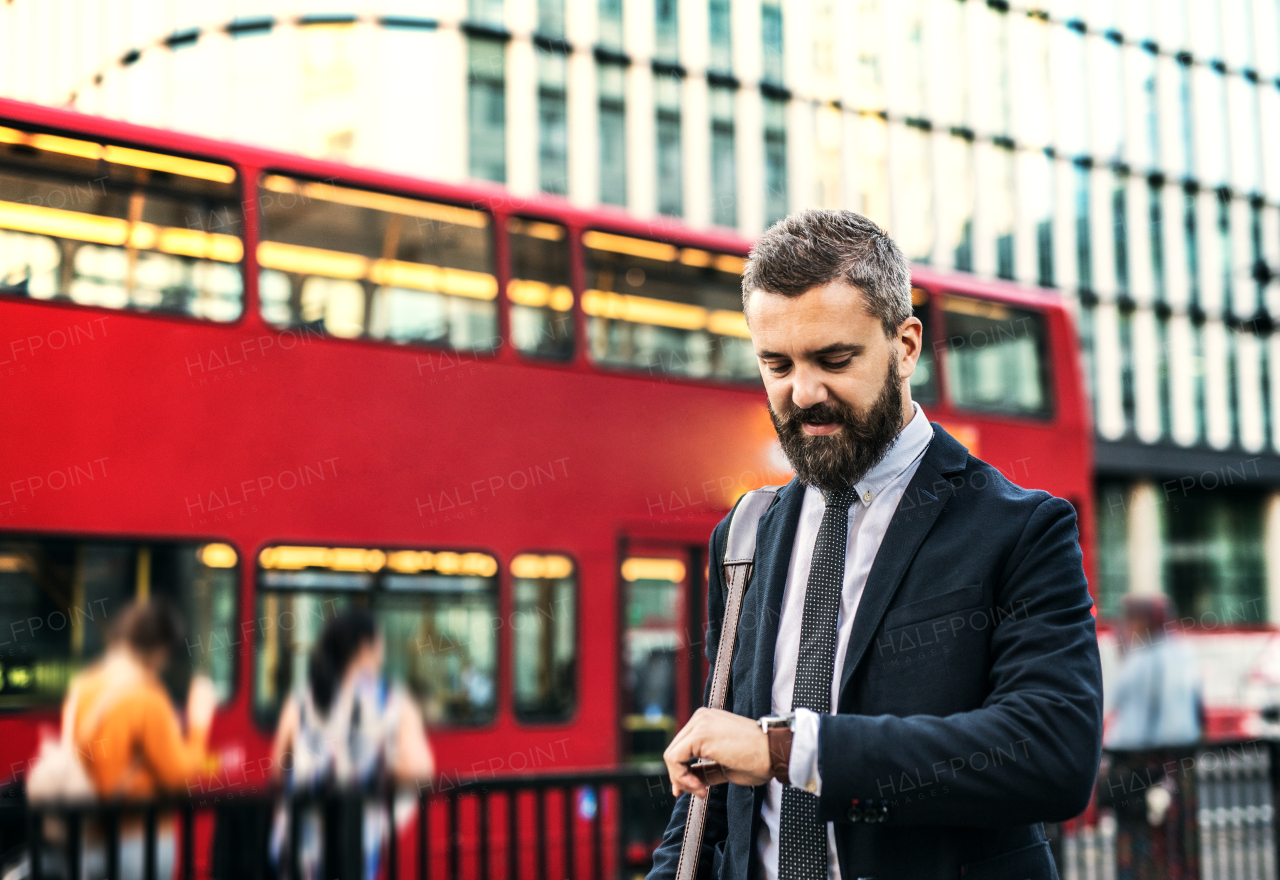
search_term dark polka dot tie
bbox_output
[779,487,856,880]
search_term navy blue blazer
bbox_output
[648,423,1103,880]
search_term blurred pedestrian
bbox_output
[25,597,216,880]
[1101,593,1203,880]
[268,607,433,880]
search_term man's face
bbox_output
[747,279,923,491]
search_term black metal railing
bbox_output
[4,764,670,880]
[16,747,1279,880]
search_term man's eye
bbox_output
[822,357,854,369]
[765,361,791,374]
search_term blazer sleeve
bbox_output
[815,495,1103,827]
[646,512,735,880]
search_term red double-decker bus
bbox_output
[0,97,1093,874]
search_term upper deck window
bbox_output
[0,535,239,708]
[254,544,499,728]
[509,218,573,360]
[257,175,497,351]
[941,294,1051,417]
[582,231,758,382]
[0,126,243,321]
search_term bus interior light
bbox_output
[198,543,238,568]
[511,554,574,579]
[0,126,235,183]
[621,558,686,583]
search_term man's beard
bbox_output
[768,356,906,494]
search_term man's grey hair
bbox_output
[741,209,913,337]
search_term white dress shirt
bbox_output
[756,403,933,880]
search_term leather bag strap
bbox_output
[674,486,781,880]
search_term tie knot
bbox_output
[821,487,858,510]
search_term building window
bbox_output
[1075,165,1092,292]
[1163,488,1266,625]
[761,1,783,84]
[764,97,787,227]
[656,71,683,217]
[537,0,565,37]
[996,235,1014,281]
[598,62,627,206]
[538,51,569,196]
[1148,184,1164,302]
[468,0,504,26]
[710,86,737,228]
[468,37,507,184]
[511,554,577,722]
[655,0,679,61]
[1118,310,1135,434]
[255,545,500,727]
[1036,220,1054,287]
[708,0,732,72]
[1157,315,1172,440]
[1192,322,1206,443]
[599,0,623,50]
[1094,481,1129,621]
[1184,191,1200,310]
[1079,304,1097,411]
[954,220,972,274]
[1112,183,1128,296]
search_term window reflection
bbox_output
[257,175,497,351]
[511,553,576,722]
[0,126,243,320]
[509,218,573,360]
[254,545,499,727]
[942,294,1051,417]
[621,557,686,760]
[0,536,238,708]
[583,231,757,382]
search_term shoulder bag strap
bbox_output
[674,486,782,880]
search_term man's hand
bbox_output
[663,708,771,799]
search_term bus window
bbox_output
[909,287,937,405]
[254,545,499,728]
[582,231,758,382]
[941,294,1052,417]
[0,125,243,320]
[510,553,576,722]
[509,218,573,360]
[257,175,497,351]
[0,536,239,708]
[620,556,687,760]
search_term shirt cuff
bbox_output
[788,707,822,795]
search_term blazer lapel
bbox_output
[837,423,970,697]
[739,478,805,720]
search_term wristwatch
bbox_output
[759,712,796,786]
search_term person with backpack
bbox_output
[26,597,216,879]
[268,607,434,880]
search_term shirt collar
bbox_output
[851,402,932,507]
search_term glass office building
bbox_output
[3,0,1280,624]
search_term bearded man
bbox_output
[649,211,1102,880]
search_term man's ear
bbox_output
[896,317,924,376]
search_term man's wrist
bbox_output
[759,713,796,786]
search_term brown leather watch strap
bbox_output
[767,724,793,787]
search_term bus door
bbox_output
[617,538,707,872]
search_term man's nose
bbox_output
[790,365,828,410]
